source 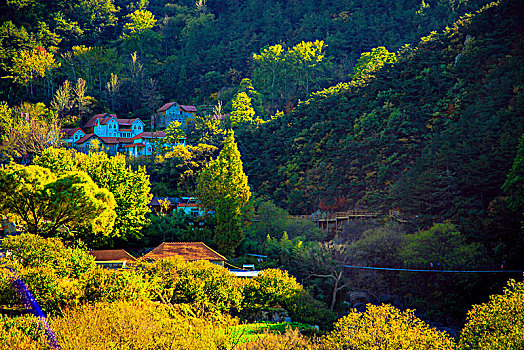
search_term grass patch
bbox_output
[229,321,311,344]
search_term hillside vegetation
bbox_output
[1,0,489,115]
[240,0,524,265]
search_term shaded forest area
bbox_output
[239,0,524,269]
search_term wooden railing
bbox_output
[294,210,381,221]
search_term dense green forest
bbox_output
[239,0,524,264]
[1,0,490,118]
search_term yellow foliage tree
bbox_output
[0,164,116,238]
[459,276,524,350]
[244,268,303,308]
[321,304,456,349]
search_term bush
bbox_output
[244,268,303,308]
[173,260,244,313]
[0,315,51,350]
[131,256,186,293]
[20,266,83,314]
[236,327,317,350]
[320,304,456,349]
[2,233,96,278]
[51,301,233,350]
[284,291,337,329]
[81,267,151,303]
[0,267,19,307]
[459,276,524,350]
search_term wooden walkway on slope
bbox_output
[293,210,381,230]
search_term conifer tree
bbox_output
[196,130,250,211]
[196,130,250,253]
[214,194,243,255]
[230,91,256,128]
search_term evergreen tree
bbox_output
[230,91,256,128]
[502,134,524,230]
[196,130,250,253]
[196,130,250,212]
[214,194,243,255]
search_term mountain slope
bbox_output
[240,0,524,244]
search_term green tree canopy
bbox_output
[399,222,487,269]
[459,275,524,350]
[159,120,186,153]
[351,46,397,85]
[214,194,243,255]
[0,164,116,238]
[502,134,524,229]
[33,148,151,245]
[321,304,456,349]
[230,91,256,128]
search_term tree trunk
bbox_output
[330,271,343,311]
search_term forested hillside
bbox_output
[1,0,524,343]
[1,0,488,118]
[239,0,524,263]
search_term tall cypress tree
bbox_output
[196,130,250,254]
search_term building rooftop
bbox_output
[89,249,136,262]
[143,242,226,262]
[158,102,197,113]
[61,127,85,136]
[133,131,166,139]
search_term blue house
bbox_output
[155,102,197,129]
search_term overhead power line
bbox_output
[344,265,524,274]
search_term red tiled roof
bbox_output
[61,127,85,136]
[123,143,145,148]
[89,249,136,262]
[117,118,143,126]
[94,113,117,119]
[158,102,177,112]
[120,128,132,132]
[143,242,226,262]
[180,105,197,113]
[76,133,96,144]
[100,117,113,125]
[178,203,200,207]
[118,138,135,143]
[133,131,166,139]
[84,113,117,128]
[98,137,119,144]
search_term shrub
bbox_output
[173,260,244,313]
[19,266,77,314]
[51,301,233,350]
[81,267,151,303]
[459,276,524,350]
[2,233,96,278]
[0,267,19,307]
[320,304,456,349]
[1,264,84,315]
[284,291,337,329]
[0,315,51,350]
[236,327,317,350]
[244,268,303,308]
